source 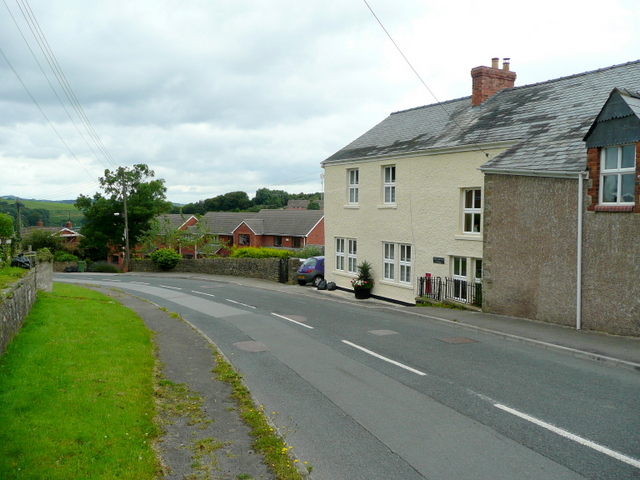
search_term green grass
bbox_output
[0,266,29,290]
[0,284,160,479]
[16,199,84,227]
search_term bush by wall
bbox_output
[150,248,182,270]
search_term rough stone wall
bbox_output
[0,268,38,356]
[132,258,303,284]
[483,174,579,327]
[582,211,640,335]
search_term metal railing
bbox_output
[417,276,482,307]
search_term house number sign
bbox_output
[433,257,445,264]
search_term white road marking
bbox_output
[226,299,256,309]
[495,403,640,469]
[129,281,149,285]
[272,313,314,329]
[159,285,182,290]
[342,340,427,376]
[192,290,216,297]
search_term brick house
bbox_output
[202,209,324,251]
[146,210,324,258]
[23,220,82,251]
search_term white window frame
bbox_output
[399,244,412,284]
[347,239,358,274]
[348,169,359,204]
[383,243,395,280]
[462,188,482,234]
[382,242,412,285]
[383,165,396,204]
[600,144,636,205]
[335,238,345,271]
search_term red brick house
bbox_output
[23,220,83,250]
[203,209,324,251]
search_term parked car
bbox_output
[296,256,325,286]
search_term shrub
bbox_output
[37,248,53,263]
[297,245,324,258]
[86,261,119,273]
[150,248,182,270]
[54,251,79,262]
[229,246,292,259]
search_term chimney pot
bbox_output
[470,58,517,107]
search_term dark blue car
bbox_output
[296,256,325,286]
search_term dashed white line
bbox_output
[159,285,182,290]
[226,299,256,309]
[341,340,427,376]
[130,281,149,285]
[494,403,640,469]
[272,313,314,329]
[192,290,216,297]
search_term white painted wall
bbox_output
[323,146,505,304]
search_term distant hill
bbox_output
[0,197,84,228]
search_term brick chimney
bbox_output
[66,220,73,229]
[471,58,517,107]
[37,219,44,227]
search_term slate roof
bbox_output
[199,210,323,236]
[322,61,640,173]
[157,214,197,231]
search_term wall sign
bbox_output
[433,257,445,264]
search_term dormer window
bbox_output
[600,144,636,204]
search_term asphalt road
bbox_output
[55,273,640,480]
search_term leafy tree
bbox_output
[307,201,321,210]
[179,216,219,257]
[25,209,50,226]
[253,188,290,209]
[0,213,13,239]
[22,229,65,253]
[75,164,172,261]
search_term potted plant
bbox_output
[351,260,374,299]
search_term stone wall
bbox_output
[0,262,53,356]
[483,174,579,327]
[132,257,303,284]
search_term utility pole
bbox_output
[121,169,131,273]
[15,198,22,249]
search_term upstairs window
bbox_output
[383,166,396,204]
[600,144,636,204]
[463,189,482,233]
[348,169,359,204]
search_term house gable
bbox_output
[584,88,640,148]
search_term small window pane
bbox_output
[621,174,635,202]
[622,145,635,169]
[602,175,618,202]
[465,190,473,208]
[604,147,618,170]
[474,189,482,208]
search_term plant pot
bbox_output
[354,288,371,299]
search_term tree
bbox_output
[0,213,14,265]
[75,164,172,261]
[22,229,65,253]
[252,188,290,209]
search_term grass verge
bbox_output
[213,351,311,479]
[0,283,161,479]
[0,266,29,290]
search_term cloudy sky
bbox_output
[1,0,639,204]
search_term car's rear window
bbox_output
[303,258,317,266]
